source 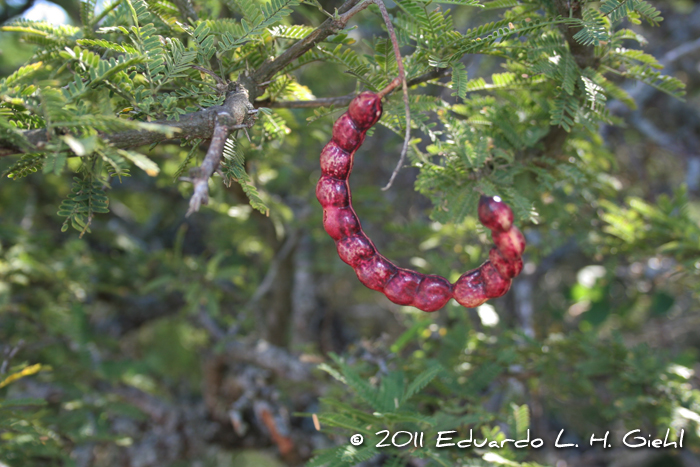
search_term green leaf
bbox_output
[402,365,442,403]
[118,149,160,176]
[450,62,468,100]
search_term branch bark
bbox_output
[262,68,451,109]
[552,0,597,70]
[183,84,257,215]
[247,0,367,93]
[531,0,599,159]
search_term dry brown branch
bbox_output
[182,84,258,216]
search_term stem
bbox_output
[186,115,233,217]
[377,77,401,98]
[372,0,411,191]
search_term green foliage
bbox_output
[598,186,700,281]
[216,0,300,52]
[57,175,110,236]
[220,137,269,215]
[0,388,64,465]
[0,0,679,234]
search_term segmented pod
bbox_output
[316,89,527,312]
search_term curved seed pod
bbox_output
[332,114,364,152]
[317,87,527,312]
[323,207,361,241]
[320,142,352,179]
[348,91,383,130]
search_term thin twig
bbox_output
[244,228,301,309]
[251,0,369,85]
[197,307,226,340]
[185,84,258,216]
[186,114,232,216]
[660,36,700,67]
[190,65,227,89]
[267,94,355,108]
[373,0,411,191]
[264,68,453,109]
[1,340,24,375]
[184,119,256,215]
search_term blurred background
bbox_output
[1,0,700,466]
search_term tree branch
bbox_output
[249,0,368,90]
[182,84,258,216]
[532,0,599,158]
[171,0,198,23]
[552,0,597,69]
[267,94,355,108]
[1,340,24,375]
[263,68,452,109]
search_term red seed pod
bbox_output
[481,261,512,298]
[412,275,453,312]
[337,233,377,267]
[355,254,398,291]
[320,142,352,180]
[453,268,488,308]
[384,269,423,306]
[316,175,349,208]
[318,87,526,313]
[478,195,513,232]
[489,247,524,279]
[348,91,383,130]
[332,113,364,152]
[492,226,526,260]
[323,207,361,241]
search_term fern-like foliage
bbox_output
[220,138,269,215]
[217,0,299,52]
[57,175,110,236]
[2,154,45,179]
